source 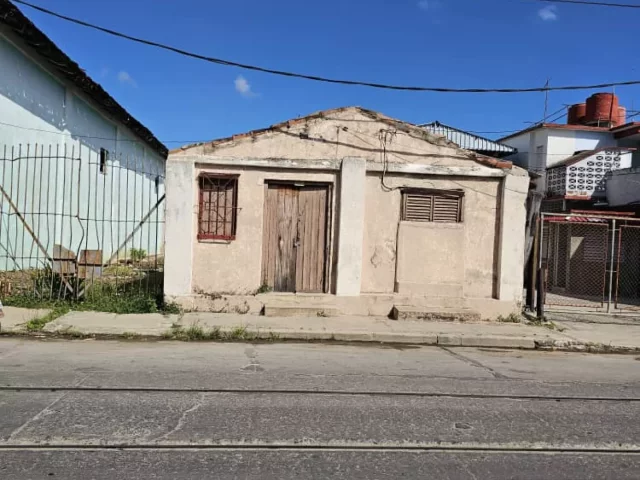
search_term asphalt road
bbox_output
[1,339,639,479]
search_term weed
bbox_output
[159,300,181,315]
[225,326,249,340]
[64,329,88,339]
[185,324,208,340]
[255,284,272,295]
[267,331,280,342]
[316,310,329,318]
[3,294,62,311]
[161,330,174,340]
[103,265,136,277]
[4,284,170,317]
[208,326,223,340]
[25,304,71,332]
[165,323,222,341]
[528,318,564,331]
[497,313,522,323]
[129,248,147,262]
[121,332,141,340]
[161,324,257,342]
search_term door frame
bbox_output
[261,180,333,294]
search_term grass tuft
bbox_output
[162,323,257,342]
[25,304,71,332]
[496,313,522,323]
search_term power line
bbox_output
[12,0,640,94]
[537,0,640,8]
[465,106,567,135]
[0,120,199,144]
[3,118,622,156]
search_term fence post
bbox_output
[607,219,617,313]
[527,214,540,312]
[536,267,545,319]
[535,213,545,318]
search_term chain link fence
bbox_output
[540,213,640,313]
[0,143,165,309]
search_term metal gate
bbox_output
[540,213,640,312]
[0,144,165,302]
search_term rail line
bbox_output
[1,385,639,402]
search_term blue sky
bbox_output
[16,0,640,146]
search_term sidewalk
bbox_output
[2,308,640,352]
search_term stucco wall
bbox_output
[502,134,530,170]
[361,173,500,298]
[189,167,501,300]
[170,107,518,310]
[191,165,338,295]
[0,34,165,269]
[546,130,612,168]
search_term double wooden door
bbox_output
[262,183,329,293]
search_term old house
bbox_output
[165,107,529,318]
[0,1,167,285]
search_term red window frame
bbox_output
[198,173,239,241]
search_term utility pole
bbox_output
[543,78,550,121]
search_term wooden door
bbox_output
[262,184,328,293]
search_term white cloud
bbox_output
[117,71,137,87]
[417,0,431,11]
[538,5,558,21]
[99,67,110,78]
[234,75,256,98]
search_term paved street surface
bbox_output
[0,339,639,479]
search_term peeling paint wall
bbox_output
[169,109,512,305]
[171,108,495,172]
[361,173,500,298]
[191,165,337,295]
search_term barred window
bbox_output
[198,174,238,241]
[401,189,463,223]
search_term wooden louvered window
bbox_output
[198,174,239,241]
[401,189,464,223]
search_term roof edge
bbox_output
[499,122,611,142]
[0,0,167,158]
[172,106,512,170]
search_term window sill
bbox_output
[198,235,236,244]
[400,221,464,230]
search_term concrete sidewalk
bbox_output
[2,308,639,352]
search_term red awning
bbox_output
[546,216,608,223]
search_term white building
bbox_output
[500,93,640,208]
[0,1,166,272]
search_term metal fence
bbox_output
[540,212,640,312]
[0,144,165,302]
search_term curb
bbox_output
[2,326,638,353]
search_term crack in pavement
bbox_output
[151,393,205,442]
[5,371,89,441]
[440,348,508,380]
[6,393,67,441]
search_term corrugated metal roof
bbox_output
[420,121,517,157]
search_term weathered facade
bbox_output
[165,107,529,318]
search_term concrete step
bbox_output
[263,305,340,318]
[392,305,481,322]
